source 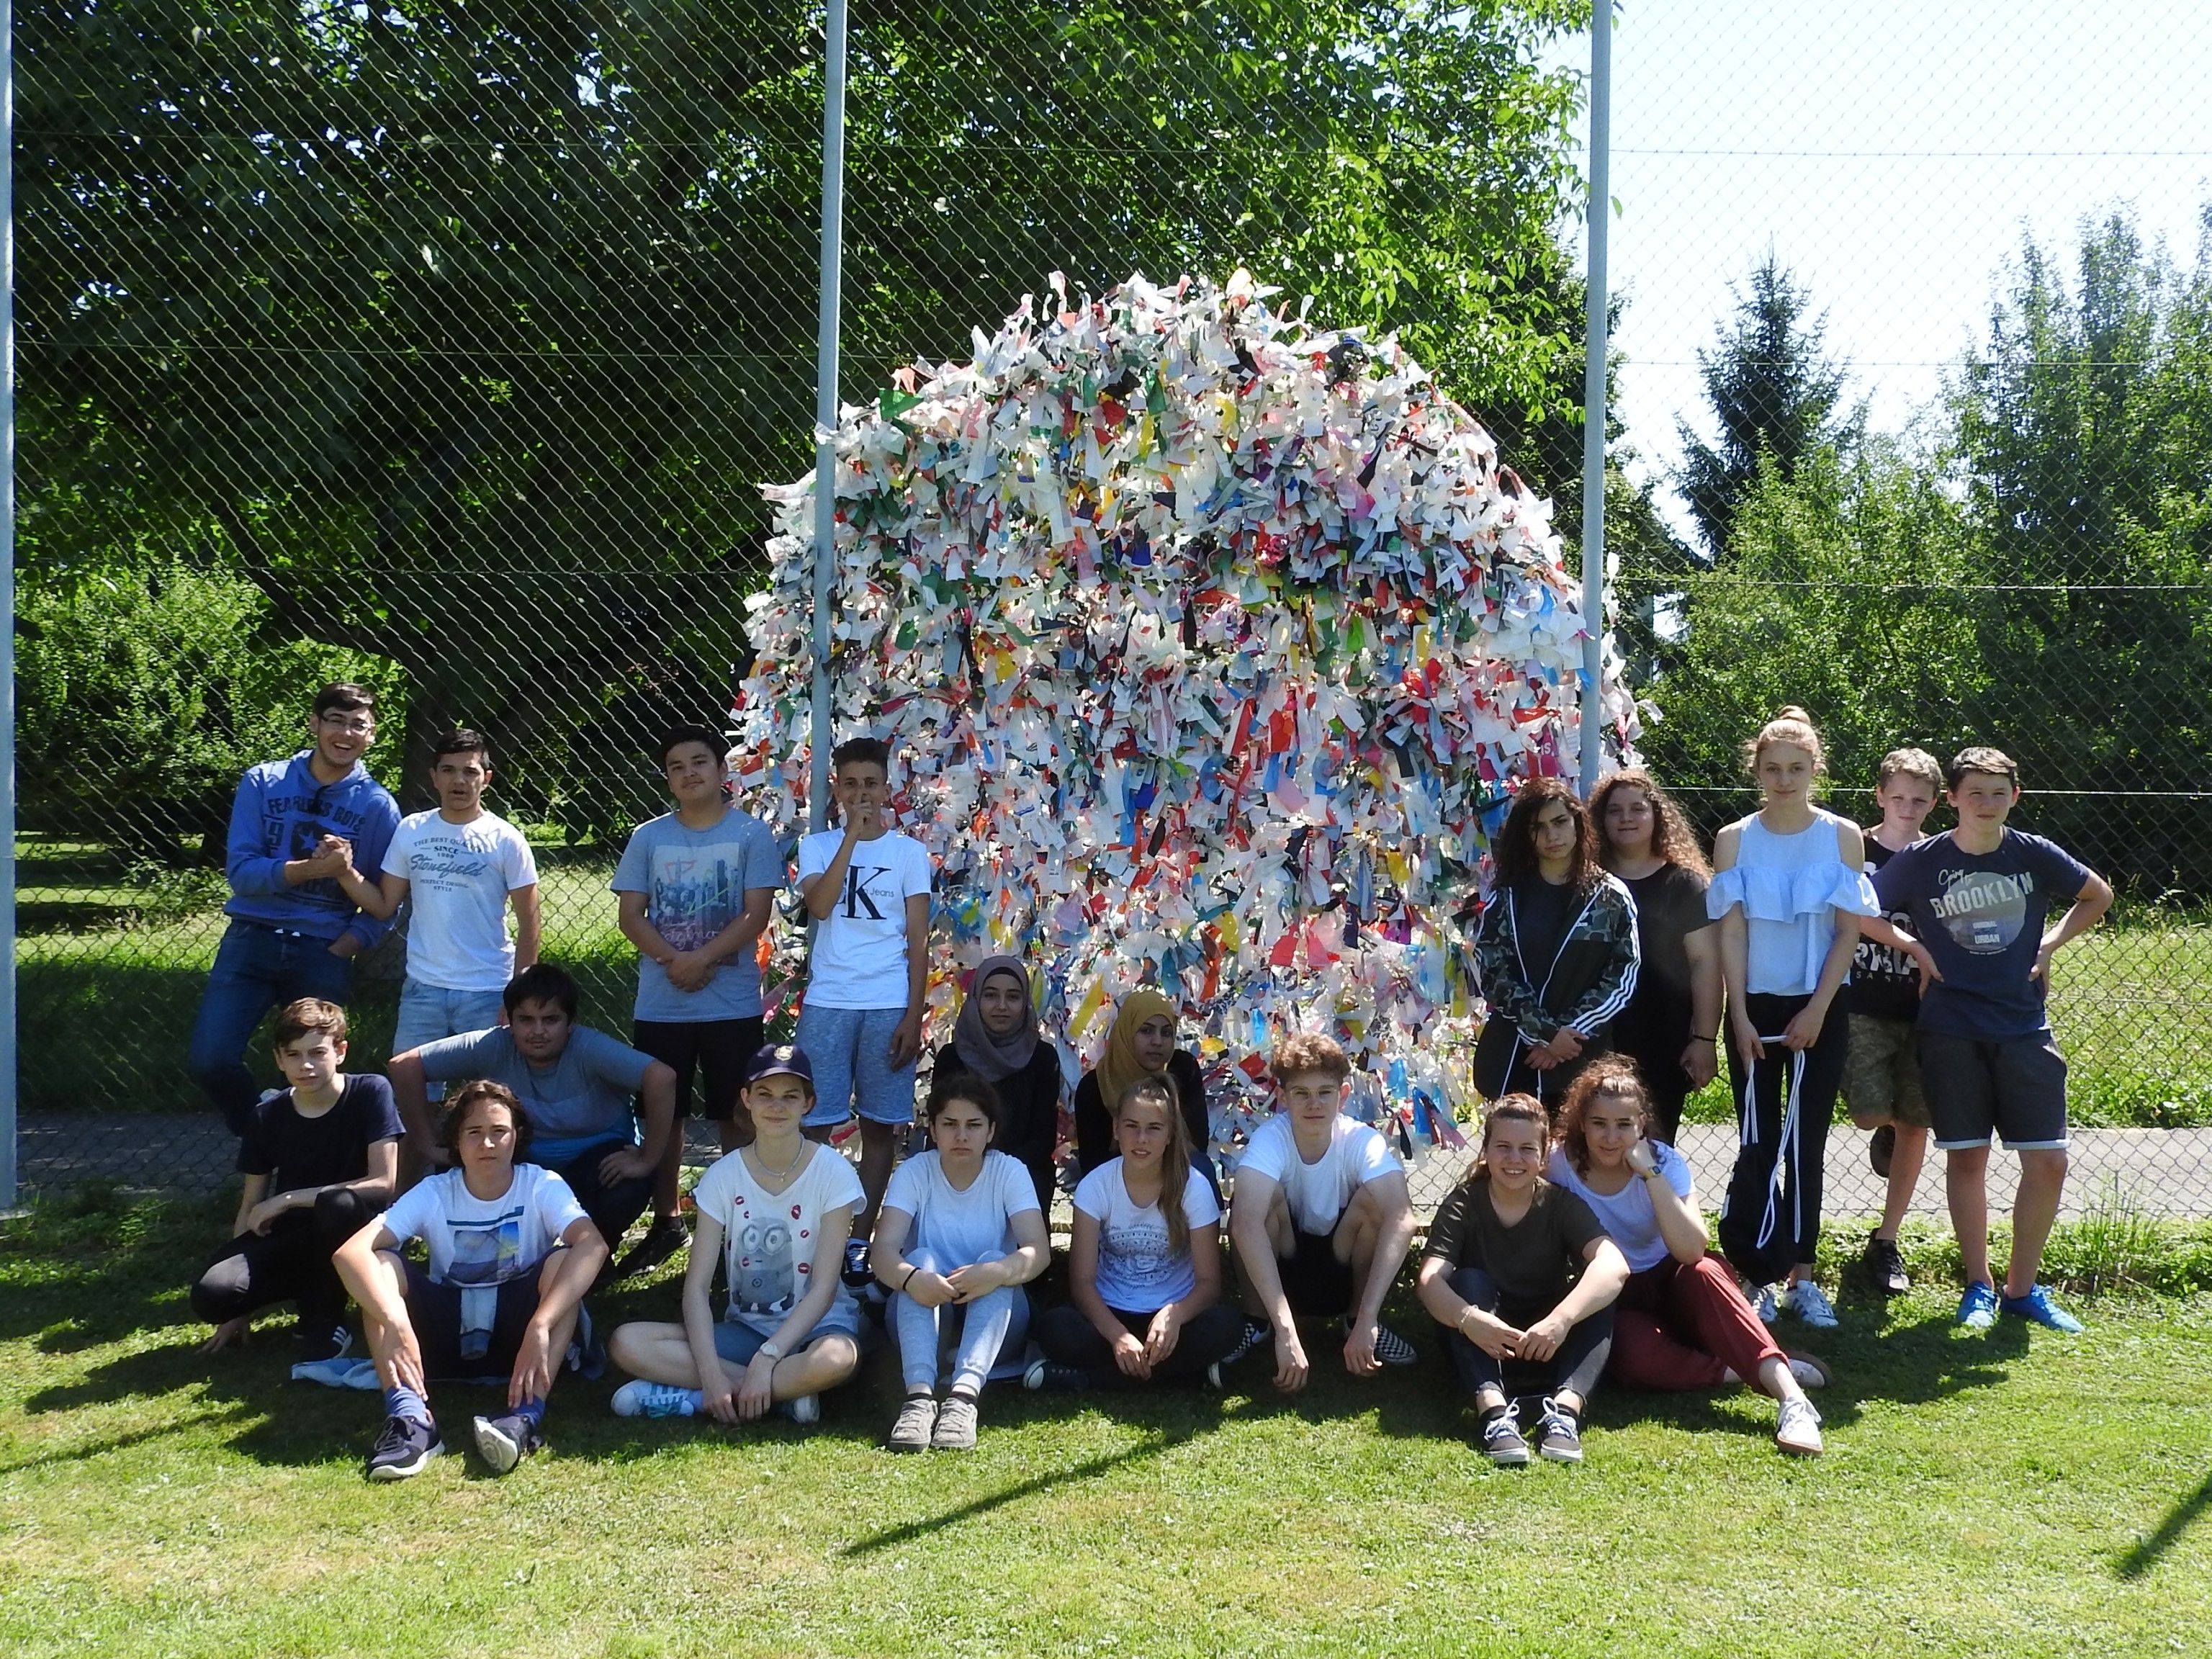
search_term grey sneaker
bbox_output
[1480,1410,1532,1467]
[930,1394,979,1451]
[1534,1398,1584,1464]
[889,1393,938,1452]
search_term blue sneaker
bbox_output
[1956,1281,2000,1330]
[2000,1285,2085,1333]
[609,1380,701,1419]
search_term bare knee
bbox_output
[2018,1147,2069,1183]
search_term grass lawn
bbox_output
[5,1192,2211,1658]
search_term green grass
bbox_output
[18,833,2212,1126]
[3,1192,2211,1658]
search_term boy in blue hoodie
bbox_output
[188,682,403,1134]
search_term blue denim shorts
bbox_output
[793,1002,918,1128]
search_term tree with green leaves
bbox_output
[1676,255,1851,559]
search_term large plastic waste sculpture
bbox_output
[732,270,1638,1167]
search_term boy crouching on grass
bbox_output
[1860,747,2111,1333]
[335,1082,607,1480]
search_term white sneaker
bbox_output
[609,1380,699,1419]
[1747,1282,1779,1324]
[1784,1352,1833,1390]
[783,1393,820,1426]
[1783,1280,1840,1329]
[1776,1395,1825,1456]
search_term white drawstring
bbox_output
[1737,1035,1808,1259]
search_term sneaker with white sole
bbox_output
[2000,1284,2085,1333]
[1782,1279,1839,1328]
[1747,1281,1779,1324]
[364,1413,444,1481]
[1775,1395,1824,1456]
[1024,1359,1090,1392]
[470,1411,544,1476]
[1784,1351,1833,1390]
[609,1379,701,1419]
[1533,1398,1585,1464]
[1362,1321,1419,1367]
[782,1393,820,1426]
[888,1393,938,1452]
[1480,1410,1532,1467]
[1221,1318,1269,1368]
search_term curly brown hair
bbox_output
[1491,776,1602,890]
[1552,1056,1653,1176]
[1589,768,1712,879]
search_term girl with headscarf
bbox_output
[1071,989,1213,1187]
[930,956,1064,1213]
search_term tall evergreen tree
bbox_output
[1676,255,1849,556]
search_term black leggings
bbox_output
[1718,992,1849,1285]
[1035,1303,1244,1390]
[1442,1267,1613,1403]
[190,1187,378,1328]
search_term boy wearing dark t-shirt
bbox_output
[190,999,403,1363]
[1863,748,2112,1333]
[1845,747,1942,1294]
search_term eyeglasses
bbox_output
[318,714,376,735]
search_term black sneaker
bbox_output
[470,1411,545,1476]
[1221,1317,1270,1368]
[296,1321,352,1367]
[1480,1409,1531,1467]
[1534,1398,1585,1464]
[1023,1359,1091,1393]
[365,1413,444,1482]
[1869,1124,1897,1178]
[1860,1233,1910,1295]
[611,1215,691,1281]
[841,1236,873,1290]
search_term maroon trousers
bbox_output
[1609,1251,1785,1391]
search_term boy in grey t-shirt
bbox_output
[610,724,783,1276]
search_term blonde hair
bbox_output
[1115,1075,1195,1259]
[1742,705,1827,778]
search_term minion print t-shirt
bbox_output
[693,1143,866,1336]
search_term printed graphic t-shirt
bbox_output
[612,808,784,1022]
[693,1143,867,1335]
[377,1163,587,1285]
[796,830,934,1009]
[385,809,538,992]
[1871,829,2094,1040]
[1849,835,1923,1022]
[1072,1159,1221,1313]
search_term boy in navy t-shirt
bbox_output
[1863,747,2112,1333]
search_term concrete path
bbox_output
[20,1114,2212,1221]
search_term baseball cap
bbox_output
[745,1043,814,1086]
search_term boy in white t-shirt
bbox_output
[795,737,934,1252]
[333,1081,606,1482]
[338,729,539,1091]
[1228,1033,1419,1391]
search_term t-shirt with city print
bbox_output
[611,808,784,1022]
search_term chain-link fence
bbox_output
[17,3,2212,1225]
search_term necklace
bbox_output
[750,1140,808,1182]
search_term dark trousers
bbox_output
[1035,1302,1244,1390]
[188,922,354,1135]
[190,1187,378,1328]
[400,1258,548,1382]
[1442,1266,1612,1403]
[1718,992,1849,1284]
[550,1144,654,1256]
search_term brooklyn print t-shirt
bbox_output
[1871,829,2093,1041]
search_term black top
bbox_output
[930,1040,1063,1213]
[1421,1175,1605,1310]
[1513,876,1578,981]
[1072,1047,1210,1177]
[1849,835,1922,1022]
[236,1074,404,1195]
[1613,863,1714,1065]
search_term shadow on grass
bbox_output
[2116,1466,2212,1579]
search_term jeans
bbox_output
[394,979,507,1100]
[891,1247,1030,1395]
[1442,1266,1613,1403]
[189,922,354,1134]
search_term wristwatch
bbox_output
[757,1341,785,1362]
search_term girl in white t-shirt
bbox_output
[871,1075,1051,1450]
[1031,1076,1244,1391]
[1549,1059,1827,1457]
[606,1045,863,1426]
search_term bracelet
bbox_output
[900,1263,918,1290]
[1688,1035,1717,1046]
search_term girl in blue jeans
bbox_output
[871,1075,1051,1450]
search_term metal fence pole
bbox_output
[1578,0,1611,796]
[808,0,850,836]
[2,0,17,1209]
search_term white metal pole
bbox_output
[2,0,18,1207]
[807,0,849,835]
[1578,1,1611,795]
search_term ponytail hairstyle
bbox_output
[1116,1073,1195,1258]
[1742,705,1827,781]
[1589,767,1712,878]
[1468,1094,1551,1187]
[1553,1056,1654,1177]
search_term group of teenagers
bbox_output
[182,684,2114,1481]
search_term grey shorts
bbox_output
[1915,1028,2070,1152]
[1843,1013,1930,1130]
